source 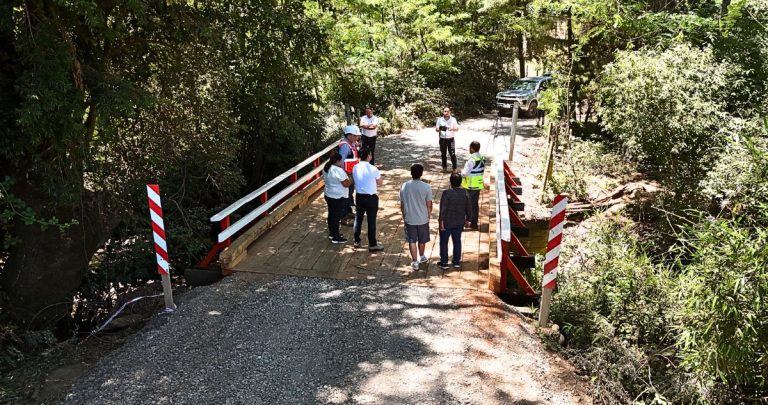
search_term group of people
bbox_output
[322,106,486,270]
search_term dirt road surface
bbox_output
[65,277,589,404]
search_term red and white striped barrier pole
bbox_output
[147,184,176,312]
[539,194,567,327]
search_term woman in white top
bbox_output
[323,152,353,243]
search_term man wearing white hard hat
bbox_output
[339,125,361,222]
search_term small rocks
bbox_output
[65,275,589,404]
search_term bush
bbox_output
[547,139,637,201]
[674,215,768,399]
[702,118,768,220]
[552,218,683,403]
[555,219,674,349]
[598,44,733,199]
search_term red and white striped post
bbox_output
[147,184,176,312]
[539,194,567,327]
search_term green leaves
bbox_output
[673,215,768,395]
[599,44,732,199]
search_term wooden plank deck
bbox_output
[233,129,496,291]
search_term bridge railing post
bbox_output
[196,215,231,269]
[220,216,231,247]
[290,173,299,196]
[259,192,269,219]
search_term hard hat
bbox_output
[343,125,361,136]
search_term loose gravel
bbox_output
[64,276,590,404]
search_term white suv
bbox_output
[496,75,552,117]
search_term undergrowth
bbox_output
[551,211,768,404]
[547,138,637,201]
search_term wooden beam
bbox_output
[488,160,503,293]
[220,178,325,274]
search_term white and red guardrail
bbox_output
[198,141,339,269]
[539,194,568,326]
[543,194,567,289]
[147,184,176,311]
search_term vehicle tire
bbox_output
[527,100,538,118]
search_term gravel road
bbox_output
[64,276,590,404]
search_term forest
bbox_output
[1,0,767,403]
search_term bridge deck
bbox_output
[233,127,494,290]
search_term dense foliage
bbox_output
[540,0,768,403]
[599,45,731,197]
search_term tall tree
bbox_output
[0,1,239,329]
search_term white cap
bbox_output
[343,125,361,136]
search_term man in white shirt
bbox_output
[352,149,384,251]
[359,107,379,165]
[435,106,459,172]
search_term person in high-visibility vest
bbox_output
[461,141,485,229]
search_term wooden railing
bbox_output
[197,140,338,270]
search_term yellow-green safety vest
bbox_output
[461,154,485,190]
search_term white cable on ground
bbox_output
[90,294,164,336]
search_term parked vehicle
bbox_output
[496,75,552,117]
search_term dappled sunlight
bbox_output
[67,277,589,404]
[318,289,345,299]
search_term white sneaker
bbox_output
[419,255,428,264]
[411,261,420,270]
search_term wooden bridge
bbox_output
[200,117,544,293]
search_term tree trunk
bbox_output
[567,7,577,122]
[721,0,731,16]
[1,175,107,330]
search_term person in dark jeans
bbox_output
[323,152,352,243]
[435,106,459,172]
[438,173,473,269]
[352,149,384,251]
[439,138,456,172]
[338,125,361,224]
[461,140,485,229]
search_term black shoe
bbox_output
[353,241,361,249]
[331,236,348,244]
[439,263,450,270]
[368,244,384,252]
